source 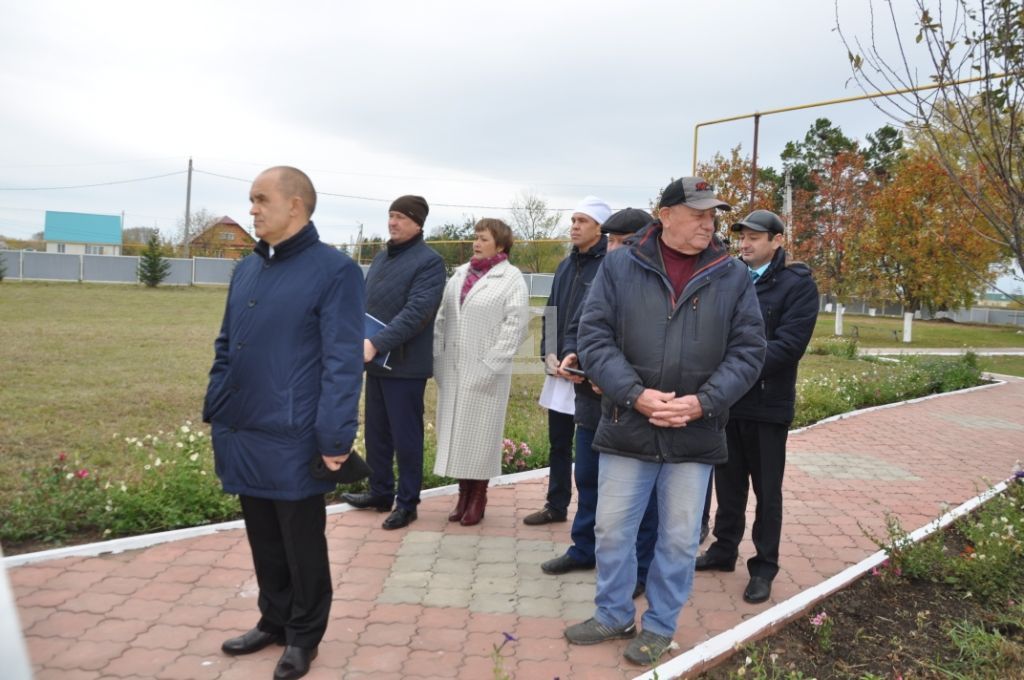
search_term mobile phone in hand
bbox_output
[563,366,586,378]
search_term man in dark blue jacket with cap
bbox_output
[204,166,365,680]
[696,210,819,605]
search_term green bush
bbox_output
[808,336,859,359]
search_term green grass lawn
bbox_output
[812,313,1024,347]
[977,355,1024,377]
[1,280,1018,502]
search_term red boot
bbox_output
[460,480,489,526]
[448,480,471,522]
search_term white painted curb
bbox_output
[634,479,1012,680]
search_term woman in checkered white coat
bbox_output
[433,218,529,526]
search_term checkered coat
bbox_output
[432,259,529,479]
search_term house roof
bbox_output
[44,211,122,245]
[189,216,254,244]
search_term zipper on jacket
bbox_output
[612,405,620,423]
[691,295,700,339]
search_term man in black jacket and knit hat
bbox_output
[695,209,819,605]
[342,195,446,530]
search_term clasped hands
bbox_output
[634,389,703,428]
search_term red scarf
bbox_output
[460,252,508,304]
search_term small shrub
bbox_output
[949,479,1024,604]
[808,336,858,359]
[862,513,948,583]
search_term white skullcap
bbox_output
[572,195,612,226]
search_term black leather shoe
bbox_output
[341,492,392,512]
[382,507,417,530]
[699,522,710,544]
[523,507,567,525]
[694,553,736,572]
[541,553,595,575]
[632,581,646,600]
[220,627,284,655]
[743,576,773,604]
[273,645,318,680]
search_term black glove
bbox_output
[309,451,371,485]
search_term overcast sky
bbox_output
[0,0,932,246]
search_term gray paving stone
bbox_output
[377,587,426,604]
[433,558,475,575]
[469,593,516,614]
[517,596,563,618]
[471,576,517,595]
[560,581,597,603]
[517,578,560,599]
[423,588,471,608]
[789,452,920,481]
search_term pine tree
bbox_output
[137,235,171,287]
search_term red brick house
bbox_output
[188,216,255,259]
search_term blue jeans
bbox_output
[594,455,711,637]
[568,427,659,584]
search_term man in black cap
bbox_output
[542,209,660,598]
[342,195,446,530]
[696,209,818,605]
[566,179,764,665]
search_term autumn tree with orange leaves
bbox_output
[696,145,780,225]
[851,150,1003,311]
[789,150,873,301]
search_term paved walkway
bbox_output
[6,376,1024,680]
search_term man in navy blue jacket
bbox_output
[341,195,445,530]
[204,166,364,680]
[696,210,819,605]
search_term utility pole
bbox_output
[183,157,193,258]
[783,169,792,246]
[355,222,364,264]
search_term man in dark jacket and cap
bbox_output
[204,166,365,679]
[565,178,765,666]
[342,195,446,530]
[695,210,819,605]
[542,208,660,600]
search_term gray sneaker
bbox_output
[564,618,637,645]
[623,629,674,665]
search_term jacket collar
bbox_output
[755,246,789,284]
[571,234,607,262]
[630,222,730,277]
[254,222,319,261]
[386,230,423,257]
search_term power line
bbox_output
[0,171,187,191]
[193,169,580,212]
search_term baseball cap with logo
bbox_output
[659,177,731,211]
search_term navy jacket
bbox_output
[203,223,365,501]
[542,235,607,360]
[364,233,446,379]
[730,247,819,424]
[578,225,765,465]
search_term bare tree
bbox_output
[508,190,565,273]
[836,0,1024,297]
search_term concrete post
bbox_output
[903,312,913,343]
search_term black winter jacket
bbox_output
[578,226,765,465]
[729,247,819,424]
[364,233,446,379]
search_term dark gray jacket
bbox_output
[578,225,765,465]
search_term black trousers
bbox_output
[240,494,332,648]
[708,419,789,580]
[545,409,576,515]
[363,374,427,510]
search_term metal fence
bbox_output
[4,249,1015,324]
[0,249,556,297]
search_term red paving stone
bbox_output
[6,376,1024,679]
